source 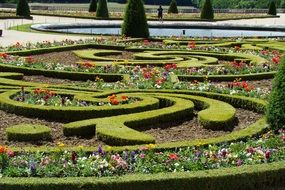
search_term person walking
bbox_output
[157,5,163,22]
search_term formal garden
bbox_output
[0,0,285,189]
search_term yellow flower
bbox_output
[78,145,84,149]
[147,143,156,149]
[57,142,65,148]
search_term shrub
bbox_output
[168,0,179,14]
[16,0,30,17]
[268,1,277,15]
[266,56,285,130]
[200,0,214,20]
[96,0,109,18]
[6,124,51,141]
[121,0,149,38]
[89,0,97,12]
[281,0,285,8]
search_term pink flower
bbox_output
[139,153,145,159]
[169,153,179,160]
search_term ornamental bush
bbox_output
[200,0,214,20]
[122,0,149,38]
[267,56,285,131]
[96,0,109,18]
[168,0,179,14]
[16,0,30,17]
[268,1,277,16]
[89,0,97,12]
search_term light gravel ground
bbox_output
[0,14,285,46]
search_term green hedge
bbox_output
[178,71,276,82]
[0,161,284,190]
[0,63,125,82]
[0,90,160,122]
[6,124,51,141]
[64,95,195,145]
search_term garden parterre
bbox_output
[0,37,284,189]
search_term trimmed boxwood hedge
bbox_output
[0,161,284,190]
[6,124,51,141]
[0,90,161,122]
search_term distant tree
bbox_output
[168,0,178,14]
[0,0,7,3]
[16,0,30,17]
[89,0,97,12]
[200,0,214,20]
[281,0,285,8]
[122,0,149,38]
[268,1,277,15]
[96,0,109,18]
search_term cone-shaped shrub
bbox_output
[168,0,178,14]
[200,0,214,20]
[96,0,109,18]
[16,0,30,17]
[268,1,277,15]
[89,0,97,12]
[122,0,149,38]
[267,56,285,131]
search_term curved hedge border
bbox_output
[0,90,160,122]
[0,161,284,190]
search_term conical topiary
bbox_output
[96,0,109,18]
[267,56,285,131]
[122,0,149,38]
[89,0,97,12]
[168,0,179,14]
[268,1,277,15]
[16,0,30,17]
[200,0,214,20]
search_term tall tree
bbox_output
[96,0,109,18]
[16,0,30,17]
[122,0,149,38]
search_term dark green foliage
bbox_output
[96,0,109,18]
[89,0,97,12]
[267,56,285,130]
[200,0,214,20]
[122,0,149,38]
[268,1,277,15]
[168,0,179,14]
[16,0,30,17]
[281,0,285,8]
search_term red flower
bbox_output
[111,98,119,105]
[265,150,271,160]
[234,46,241,51]
[188,41,196,49]
[272,56,280,64]
[25,56,34,63]
[282,135,285,141]
[121,95,128,100]
[169,153,179,160]
[0,53,8,59]
[143,39,150,45]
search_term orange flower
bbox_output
[108,94,116,100]
[0,53,8,59]
[0,146,7,154]
[25,56,34,63]
[111,98,119,105]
